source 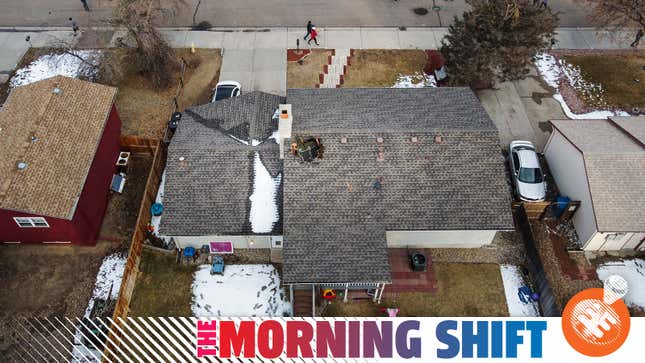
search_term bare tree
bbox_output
[584,0,645,31]
[113,0,182,90]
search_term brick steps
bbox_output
[319,49,352,88]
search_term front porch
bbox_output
[290,248,437,316]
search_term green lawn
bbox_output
[129,249,197,316]
[322,263,509,317]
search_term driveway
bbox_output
[219,48,286,96]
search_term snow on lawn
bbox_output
[500,265,540,317]
[249,152,282,233]
[534,53,627,119]
[82,253,126,317]
[192,264,291,317]
[10,51,100,88]
[151,169,166,236]
[597,259,645,310]
[392,72,436,88]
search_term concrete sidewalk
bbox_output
[1,26,640,75]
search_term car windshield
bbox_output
[214,86,234,101]
[518,167,543,184]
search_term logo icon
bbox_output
[562,275,630,357]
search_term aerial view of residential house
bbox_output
[282,88,514,305]
[159,91,286,258]
[544,117,645,251]
[0,76,121,245]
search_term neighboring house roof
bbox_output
[282,88,514,284]
[159,91,285,236]
[0,76,117,219]
[551,118,645,233]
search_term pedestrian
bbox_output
[630,28,644,48]
[308,26,319,46]
[69,17,79,36]
[80,0,90,11]
[303,20,313,41]
[539,0,547,8]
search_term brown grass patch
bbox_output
[116,48,222,138]
[322,263,508,317]
[287,49,332,88]
[342,50,427,88]
[129,249,197,316]
[561,53,644,110]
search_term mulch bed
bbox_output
[546,220,597,281]
[287,49,311,62]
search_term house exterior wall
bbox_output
[0,105,121,245]
[586,232,645,251]
[543,130,598,249]
[385,230,497,248]
[169,235,274,250]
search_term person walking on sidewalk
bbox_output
[308,27,319,46]
[69,17,79,36]
[80,0,90,11]
[304,20,313,41]
[631,28,644,48]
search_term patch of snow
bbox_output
[150,169,166,236]
[82,253,126,318]
[249,152,282,233]
[251,139,262,146]
[192,264,291,317]
[10,50,100,88]
[269,130,280,144]
[534,53,626,119]
[392,72,436,88]
[500,265,540,317]
[597,259,645,310]
[228,134,250,145]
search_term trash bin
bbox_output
[553,196,570,218]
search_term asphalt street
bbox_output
[0,0,591,28]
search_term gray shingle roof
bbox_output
[551,118,645,232]
[283,88,514,284]
[159,92,285,236]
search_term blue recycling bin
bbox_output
[554,196,570,218]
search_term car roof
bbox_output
[516,149,540,168]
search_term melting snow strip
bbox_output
[249,152,282,233]
[10,50,101,88]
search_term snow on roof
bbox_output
[249,152,282,233]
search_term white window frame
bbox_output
[13,217,50,228]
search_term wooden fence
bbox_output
[103,136,166,360]
[513,201,552,220]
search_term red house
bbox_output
[0,76,121,245]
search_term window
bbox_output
[518,167,544,184]
[13,217,49,228]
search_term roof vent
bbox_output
[376,137,384,144]
[373,177,383,190]
[179,156,186,162]
[411,136,418,144]
[30,135,38,142]
[53,86,62,95]
[434,135,443,144]
[17,162,27,170]
[377,149,385,161]
[340,137,348,144]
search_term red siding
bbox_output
[0,104,121,245]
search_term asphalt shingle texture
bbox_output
[159,92,285,236]
[282,88,514,284]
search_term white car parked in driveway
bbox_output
[509,140,546,202]
[211,80,241,102]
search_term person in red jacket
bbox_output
[308,27,319,46]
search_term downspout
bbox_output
[344,283,349,303]
[312,284,316,317]
[289,284,294,317]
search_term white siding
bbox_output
[589,232,645,251]
[544,131,598,249]
[167,235,273,250]
[386,230,497,248]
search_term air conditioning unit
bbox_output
[116,151,130,167]
[271,236,283,249]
